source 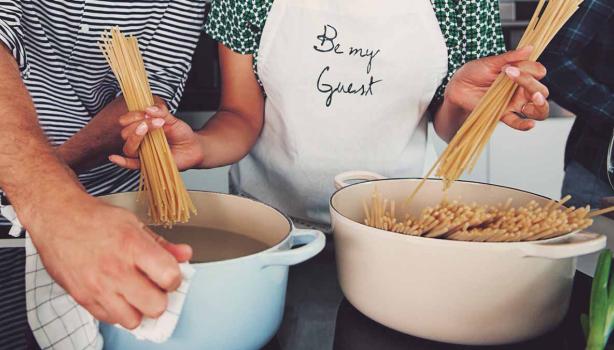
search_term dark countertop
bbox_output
[263,236,608,350]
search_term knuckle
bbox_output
[122,313,142,330]
[121,128,131,140]
[82,274,103,298]
[129,111,145,121]
[119,115,129,125]
[536,63,547,78]
[513,71,528,83]
[119,227,140,247]
[535,108,548,120]
[160,267,181,290]
[520,71,532,83]
[151,296,168,318]
[122,143,132,156]
[120,112,138,125]
[100,258,124,278]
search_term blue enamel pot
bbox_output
[97,191,326,350]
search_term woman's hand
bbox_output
[109,103,204,171]
[444,46,549,131]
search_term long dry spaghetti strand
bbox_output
[408,0,583,202]
[100,27,196,227]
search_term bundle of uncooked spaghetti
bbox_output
[364,190,614,242]
[410,0,584,200]
[100,27,196,226]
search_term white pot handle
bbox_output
[334,171,387,190]
[518,232,607,259]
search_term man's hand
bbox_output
[27,192,192,329]
[55,97,129,174]
[56,96,169,174]
[0,42,193,329]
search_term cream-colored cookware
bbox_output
[330,171,606,346]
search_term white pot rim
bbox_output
[330,177,561,245]
[100,190,293,266]
[332,207,576,249]
[329,175,606,258]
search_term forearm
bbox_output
[433,96,471,143]
[58,96,167,173]
[196,109,262,168]
[57,97,128,173]
[0,46,87,228]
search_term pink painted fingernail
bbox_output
[505,66,520,78]
[144,114,152,119]
[136,122,148,135]
[533,92,545,106]
[146,106,160,113]
[152,118,165,128]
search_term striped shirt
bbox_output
[0,1,206,348]
[0,0,206,215]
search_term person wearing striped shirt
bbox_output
[0,1,206,348]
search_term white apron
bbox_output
[231,0,448,225]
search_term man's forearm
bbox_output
[58,96,169,173]
[0,46,86,228]
[57,97,129,173]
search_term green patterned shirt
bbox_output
[205,0,506,101]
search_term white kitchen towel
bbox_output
[25,234,194,349]
[116,263,195,343]
[0,203,195,350]
[0,203,23,237]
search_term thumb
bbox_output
[147,228,193,263]
[483,46,533,69]
[163,242,193,263]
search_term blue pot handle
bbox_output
[260,229,326,267]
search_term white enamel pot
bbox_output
[330,171,607,346]
[98,191,325,350]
